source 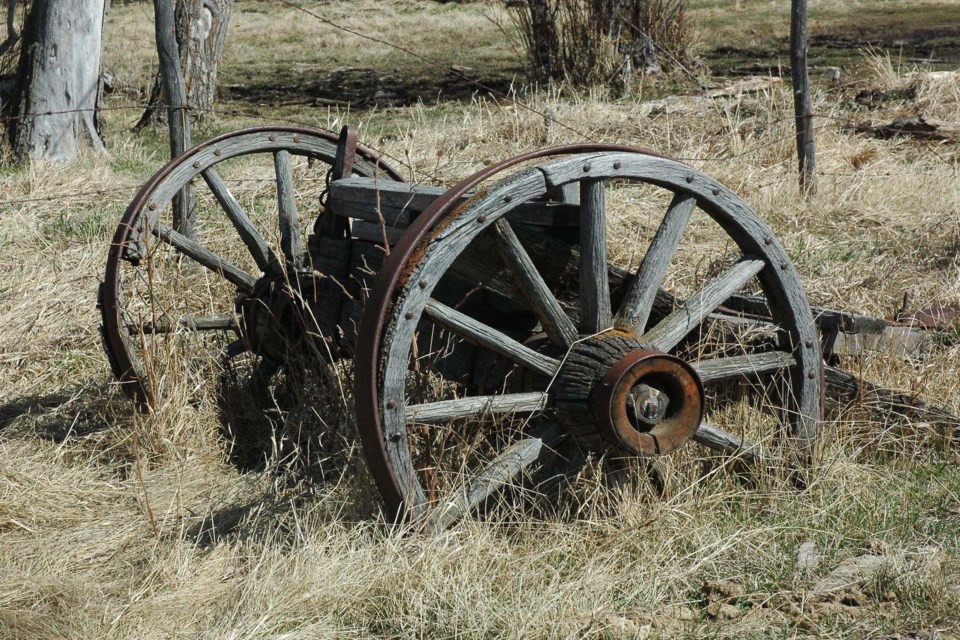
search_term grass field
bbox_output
[1,1,960,637]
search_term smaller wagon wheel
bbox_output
[100,126,403,418]
[356,148,822,529]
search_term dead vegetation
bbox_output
[1,0,959,637]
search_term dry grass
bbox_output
[2,1,960,638]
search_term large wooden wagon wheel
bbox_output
[356,147,822,530]
[100,126,403,424]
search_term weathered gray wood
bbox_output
[694,351,795,383]
[274,150,304,269]
[493,219,577,348]
[327,177,579,227]
[643,258,766,352]
[351,220,405,246]
[790,0,816,193]
[201,167,276,272]
[138,314,238,334]
[405,391,549,424]
[579,178,612,333]
[825,366,960,432]
[542,153,820,451]
[692,423,768,462]
[828,324,933,358]
[424,299,561,378]
[425,423,564,532]
[615,193,695,333]
[11,0,108,162]
[154,0,194,235]
[153,223,257,292]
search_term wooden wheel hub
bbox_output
[593,349,704,456]
[553,335,704,456]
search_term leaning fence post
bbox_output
[790,0,816,194]
[154,0,194,237]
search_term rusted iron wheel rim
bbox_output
[355,146,822,527]
[101,125,402,409]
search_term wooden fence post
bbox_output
[154,0,194,236]
[790,0,816,194]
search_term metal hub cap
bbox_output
[592,348,704,455]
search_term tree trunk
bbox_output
[526,0,560,82]
[137,0,232,129]
[10,0,108,162]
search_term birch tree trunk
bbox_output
[10,0,108,162]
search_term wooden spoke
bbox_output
[694,351,795,384]
[424,300,561,378]
[493,219,577,348]
[425,423,564,533]
[579,178,611,333]
[692,423,769,463]
[405,391,549,424]
[153,223,257,292]
[274,150,304,270]
[641,258,765,352]
[615,193,696,333]
[136,315,238,335]
[201,168,277,272]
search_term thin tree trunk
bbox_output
[10,0,108,162]
[137,0,232,130]
[526,0,560,82]
[790,0,816,193]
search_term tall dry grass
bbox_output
[1,1,959,637]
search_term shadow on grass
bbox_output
[224,65,522,110]
[0,382,123,441]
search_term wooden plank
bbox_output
[201,167,276,272]
[828,325,933,358]
[493,219,577,348]
[615,193,695,333]
[825,366,960,432]
[694,351,795,383]
[345,239,386,299]
[643,258,766,352]
[153,223,257,292]
[425,423,563,532]
[405,392,548,424]
[138,315,238,334]
[327,177,579,227]
[424,299,561,378]
[351,219,404,246]
[274,150,304,269]
[579,178,611,333]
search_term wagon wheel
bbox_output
[100,126,403,426]
[356,148,822,529]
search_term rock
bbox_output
[814,554,888,594]
[797,540,819,575]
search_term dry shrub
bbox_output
[510,0,696,87]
